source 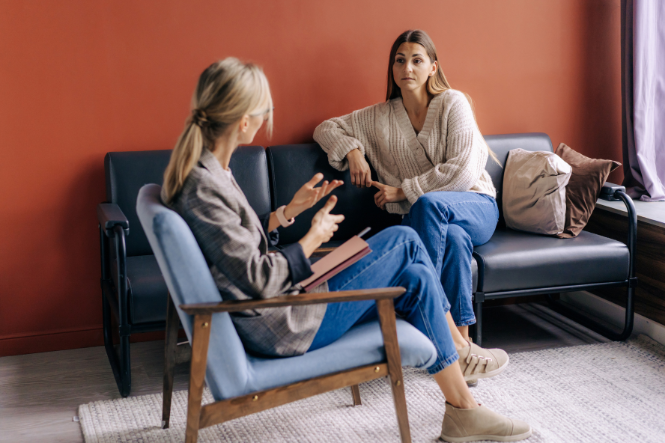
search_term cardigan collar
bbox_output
[393,92,444,147]
[392,92,445,171]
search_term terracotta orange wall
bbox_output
[0,0,622,356]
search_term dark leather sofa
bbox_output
[98,132,636,397]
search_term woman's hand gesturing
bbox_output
[285,173,343,219]
[346,149,372,188]
[299,196,345,257]
[372,181,406,210]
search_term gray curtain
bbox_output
[621,0,665,201]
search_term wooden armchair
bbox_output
[164,288,411,443]
[136,184,440,443]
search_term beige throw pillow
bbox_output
[502,149,572,235]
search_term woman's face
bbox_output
[392,42,437,95]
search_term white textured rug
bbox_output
[79,336,665,443]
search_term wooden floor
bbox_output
[0,302,609,443]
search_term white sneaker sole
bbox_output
[463,354,509,382]
[440,427,532,442]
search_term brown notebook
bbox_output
[299,236,372,292]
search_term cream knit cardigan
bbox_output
[313,89,496,215]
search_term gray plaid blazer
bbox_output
[166,148,327,357]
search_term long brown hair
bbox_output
[162,58,272,203]
[386,30,499,165]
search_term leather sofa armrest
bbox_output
[599,182,627,201]
[596,183,637,280]
[180,287,406,315]
[98,203,129,236]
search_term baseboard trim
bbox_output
[0,328,166,357]
[0,327,105,357]
[560,291,665,346]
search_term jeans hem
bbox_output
[427,353,460,375]
[455,318,476,327]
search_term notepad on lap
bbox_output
[299,236,372,292]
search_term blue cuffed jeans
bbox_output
[308,226,459,375]
[402,192,499,327]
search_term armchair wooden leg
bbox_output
[376,299,412,443]
[162,293,179,429]
[185,314,212,443]
[350,384,362,406]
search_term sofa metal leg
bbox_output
[102,288,132,397]
[547,283,635,341]
[473,301,483,347]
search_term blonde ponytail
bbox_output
[162,58,273,203]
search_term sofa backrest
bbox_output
[484,132,553,217]
[267,144,402,244]
[105,146,271,257]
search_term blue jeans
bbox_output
[402,192,499,327]
[308,226,459,375]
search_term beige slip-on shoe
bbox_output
[458,340,509,382]
[440,402,532,442]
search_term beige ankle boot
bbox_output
[458,340,509,382]
[440,402,531,442]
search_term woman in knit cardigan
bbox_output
[314,30,499,345]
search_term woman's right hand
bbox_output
[346,149,372,188]
[298,195,345,257]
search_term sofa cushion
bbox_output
[484,133,554,221]
[473,228,629,293]
[267,144,402,245]
[105,150,172,257]
[105,146,270,257]
[112,255,168,324]
[555,143,621,238]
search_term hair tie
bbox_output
[192,108,210,128]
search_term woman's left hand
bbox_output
[285,173,344,219]
[372,181,406,210]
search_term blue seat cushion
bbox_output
[208,319,437,401]
[473,228,630,293]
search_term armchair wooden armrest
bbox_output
[179,287,406,315]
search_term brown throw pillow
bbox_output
[555,143,621,238]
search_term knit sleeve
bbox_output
[401,97,488,204]
[313,107,376,171]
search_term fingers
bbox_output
[364,171,372,188]
[320,180,343,197]
[371,180,385,189]
[319,180,329,197]
[306,173,324,187]
[330,214,345,223]
[321,195,338,214]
